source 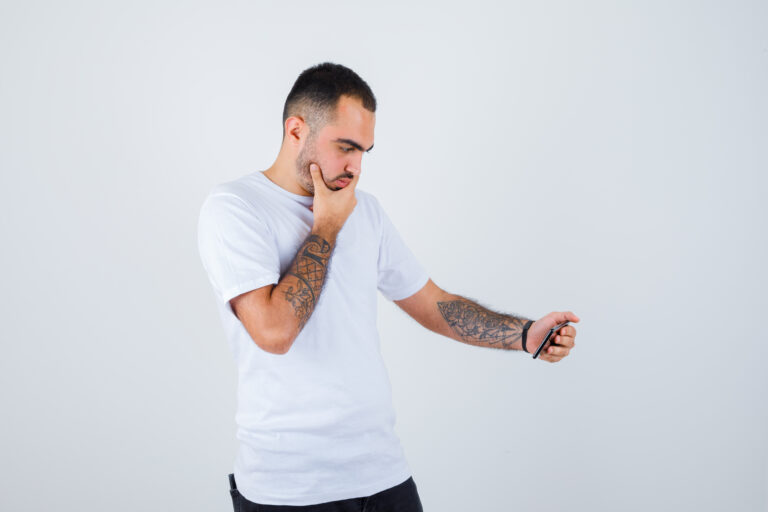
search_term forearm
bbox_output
[270,223,339,349]
[435,292,533,351]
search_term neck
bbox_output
[263,148,311,197]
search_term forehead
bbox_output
[320,95,375,142]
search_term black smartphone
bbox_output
[532,321,570,359]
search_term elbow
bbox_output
[244,322,293,355]
[230,289,295,355]
[269,333,293,355]
[275,328,300,354]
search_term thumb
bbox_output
[308,163,319,181]
[563,311,580,323]
[547,311,580,329]
[309,163,327,193]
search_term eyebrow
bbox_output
[333,138,374,152]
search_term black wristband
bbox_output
[521,320,534,353]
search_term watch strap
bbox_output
[522,319,534,353]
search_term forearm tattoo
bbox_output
[281,234,333,329]
[437,298,529,350]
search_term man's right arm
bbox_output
[230,162,360,354]
[230,221,339,355]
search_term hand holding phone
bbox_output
[532,321,571,359]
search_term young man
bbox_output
[197,62,579,510]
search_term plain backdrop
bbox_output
[1,1,766,511]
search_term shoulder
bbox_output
[353,187,386,223]
[354,187,384,211]
[197,183,277,242]
[199,187,254,225]
[199,173,270,222]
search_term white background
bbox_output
[1,1,766,510]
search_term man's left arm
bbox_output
[394,279,579,363]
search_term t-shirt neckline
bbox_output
[253,170,314,206]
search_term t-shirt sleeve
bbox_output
[375,198,430,301]
[197,192,281,304]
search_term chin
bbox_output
[299,177,313,195]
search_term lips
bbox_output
[336,178,351,187]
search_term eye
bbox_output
[341,146,354,153]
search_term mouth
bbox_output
[336,178,351,187]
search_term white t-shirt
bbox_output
[197,170,429,506]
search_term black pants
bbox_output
[228,473,424,512]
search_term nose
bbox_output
[346,153,363,176]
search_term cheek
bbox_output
[323,155,345,174]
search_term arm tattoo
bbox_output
[281,234,333,329]
[437,298,530,350]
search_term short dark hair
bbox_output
[281,62,377,140]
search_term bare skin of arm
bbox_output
[272,225,337,333]
[230,225,338,354]
[395,279,579,362]
[231,164,360,354]
[395,279,532,351]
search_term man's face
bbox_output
[295,95,375,194]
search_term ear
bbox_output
[284,116,306,146]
